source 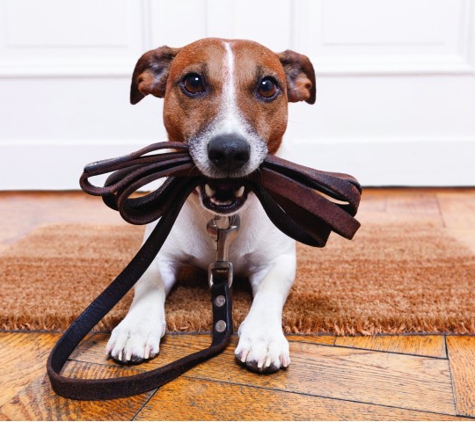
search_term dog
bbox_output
[106,38,316,373]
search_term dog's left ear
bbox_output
[277,50,316,104]
[130,46,180,105]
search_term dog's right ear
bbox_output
[130,46,180,105]
[277,50,316,105]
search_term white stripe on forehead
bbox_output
[224,41,235,90]
[218,41,247,136]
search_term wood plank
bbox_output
[0,191,126,246]
[335,335,447,358]
[0,332,60,407]
[1,373,80,420]
[438,192,475,253]
[286,335,335,346]
[137,377,465,421]
[358,192,444,226]
[438,193,475,230]
[70,332,221,368]
[0,411,10,420]
[63,362,155,421]
[356,190,387,213]
[445,229,475,254]
[70,333,456,415]
[72,333,335,370]
[386,192,442,215]
[437,191,475,253]
[186,341,455,415]
[447,336,475,417]
[0,361,154,421]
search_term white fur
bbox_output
[107,40,297,372]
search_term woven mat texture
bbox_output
[1,222,474,334]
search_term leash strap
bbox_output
[47,142,362,400]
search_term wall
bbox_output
[1,0,474,189]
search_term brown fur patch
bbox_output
[277,50,316,104]
[163,39,227,143]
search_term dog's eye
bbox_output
[257,77,278,99]
[182,73,205,95]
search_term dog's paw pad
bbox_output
[108,345,159,365]
[236,356,281,374]
[235,325,290,373]
[106,318,164,364]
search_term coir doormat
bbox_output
[0,222,474,335]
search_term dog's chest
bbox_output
[163,194,293,277]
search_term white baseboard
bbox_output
[0,140,151,191]
[289,138,475,187]
[1,138,474,190]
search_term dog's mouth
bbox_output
[197,179,249,215]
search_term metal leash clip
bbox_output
[206,214,240,287]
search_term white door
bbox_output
[1,0,474,189]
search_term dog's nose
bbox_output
[207,135,250,173]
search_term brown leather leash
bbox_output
[47,142,361,400]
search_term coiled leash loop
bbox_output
[47,142,361,400]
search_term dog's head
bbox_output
[130,38,316,215]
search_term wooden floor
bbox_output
[0,188,475,420]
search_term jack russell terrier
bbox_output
[106,38,316,373]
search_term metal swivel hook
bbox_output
[206,215,240,287]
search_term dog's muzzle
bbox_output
[195,134,252,214]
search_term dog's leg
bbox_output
[106,258,176,363]
[235,250,296,373]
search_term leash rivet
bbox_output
[215,320,227,333]
[214,295,226,307]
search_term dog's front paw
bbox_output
[105,313,166,364]
[235,318,290,373]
